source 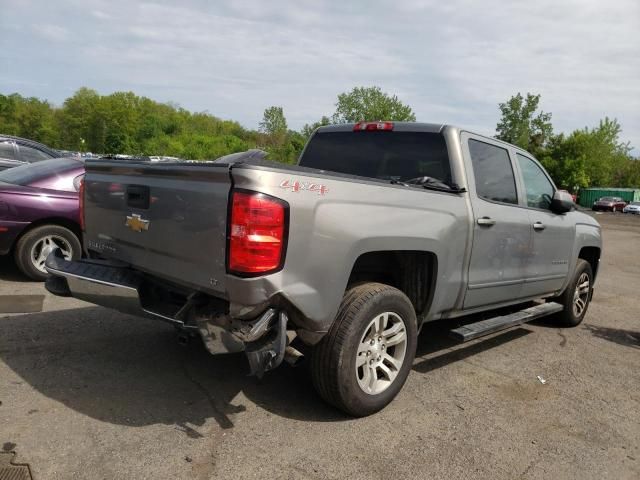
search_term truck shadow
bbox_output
[0,307,346,433]
[0,306,535,431]
[582,324,640,349]
[413,319,532,374]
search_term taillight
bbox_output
[78,177,85,231]
[353,121,394,131]
[228,190,288,276]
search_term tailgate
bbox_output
[83,160,231,296]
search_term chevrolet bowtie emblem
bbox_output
[125,213,150,232]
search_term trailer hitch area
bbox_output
[245,311,288,379]
[231,308,276,342]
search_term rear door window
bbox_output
[468,139,518,204]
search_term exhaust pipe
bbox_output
[284,345,304,366]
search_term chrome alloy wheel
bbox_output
[30,235,72,273]
[572,272,590,317]
[356,312,408,395]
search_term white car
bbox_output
[623,201,640,214]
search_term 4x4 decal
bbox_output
[280,179,329,195]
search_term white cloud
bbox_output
[32,24,70,42]
[1,0,638,150]
[90,10,112,20]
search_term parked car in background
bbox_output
[147,155,184,162]
[592,196,627,212]
[0,157,83,280]
[623,201,640,214]
[56,150,82,158]
[0,134,62,171]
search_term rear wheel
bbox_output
[550,259,593,327]
[14,225,81,281]
[311,283,417,416]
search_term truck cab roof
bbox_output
[316,122,445,134]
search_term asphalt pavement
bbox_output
[0,212,638,479]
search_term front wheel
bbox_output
[14,225,81,281]
[311,283,417,416]
[550,259,593,327]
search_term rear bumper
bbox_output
[44,249,289,375]
[45,250,144,315]
[44,249,245,350]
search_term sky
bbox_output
[1,0,639,151]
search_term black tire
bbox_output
[14,224,81,281]
[311,282,418,417]
[550,259,593,327]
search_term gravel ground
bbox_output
[0,212,638,479]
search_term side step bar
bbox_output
[449,302,563,343]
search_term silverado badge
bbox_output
[125,213,150,232]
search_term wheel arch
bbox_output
[13,217,82,251]
[578,246,601,280]
[346,250,438,325]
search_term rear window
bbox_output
[19,145,54,162]
[299,131,452,185]
[0,157,80,187]
[0,141,19,161]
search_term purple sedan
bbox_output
[0,157,84,280]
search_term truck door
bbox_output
[461,133,531,309]
[514,153,574,297]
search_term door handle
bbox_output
[477,217,496,226]
[533,222,546,231]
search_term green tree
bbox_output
[616,158,640,188]
[540,135,590,191]
[259,106,288,136]
[302,116,331,138]
[495,92,553,154]
[332,86,416,123]
[540,118,634,190]
[0,94,57,145]
[259,106,295,162]
[57,87,101,150]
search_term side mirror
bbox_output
[550,190,574,214]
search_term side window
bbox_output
[468,139,518,204]
[19,145,53,163]
[0,141,19,161]
[516,154,554,209]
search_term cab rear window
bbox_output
[299,131,452,185]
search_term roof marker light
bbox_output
[353,121,394,131]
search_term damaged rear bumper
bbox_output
[44,249,290,377]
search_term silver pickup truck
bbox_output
[45,122,601,416]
